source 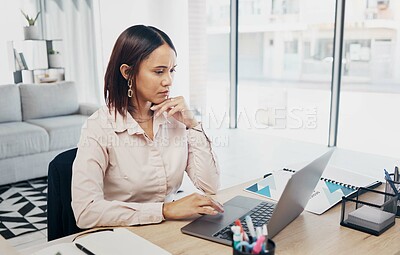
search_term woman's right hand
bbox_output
[162,193,224,220]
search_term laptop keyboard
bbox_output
[213,201,275,241]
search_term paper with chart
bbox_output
[244,165,379,215]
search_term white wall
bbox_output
[96,0,190,103]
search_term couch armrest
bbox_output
[78,103,99,116]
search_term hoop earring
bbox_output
[127,79,133,98]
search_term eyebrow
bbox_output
[153,65,177,69]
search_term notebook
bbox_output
[245,165,382,214]
[32,228,171,255]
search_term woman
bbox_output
[71,25,223,228]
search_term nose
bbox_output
[161,73,173,87]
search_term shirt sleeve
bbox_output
[71,126,164,229]
[185,123,220,194]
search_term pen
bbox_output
[262,224,269,253]
[255,226,262,238]
[75,243,96,255]
[262,224,268,239]
[231,226,241,248]
[234,219,249,241]
[245,215,257,241]
[252,235,265,254]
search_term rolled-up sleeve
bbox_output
[185,123,220,194]
[71,126,164,229]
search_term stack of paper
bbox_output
[347,206,395,232]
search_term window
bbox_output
[203,0,231,128]
[236,0,335,144]
[337,0,400,158]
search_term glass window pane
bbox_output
[337,0,400,158]
[237,0,336,144]
[203,0,231,128]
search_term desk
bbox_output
[0,235,19,255]
[20,179,400,255]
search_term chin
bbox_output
[152,98,166,105]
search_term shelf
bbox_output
[8,39,65,84]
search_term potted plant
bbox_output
[21,10,41,40]
[48,49,63,68]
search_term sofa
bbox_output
[0,81,98,186]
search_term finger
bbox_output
[198,206,218,216]
[210,198,224,213]
[198,196,224,213]
[167,105,186,117]
[155,99,180,117]
[150,97,175,111]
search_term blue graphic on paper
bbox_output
[245,175,276,198]
[325,181,354,196]
[323,181,355,205]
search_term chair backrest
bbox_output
[47,148,83,241]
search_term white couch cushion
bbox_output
[20,81,79,120]
[0,85,22,123]
[26,114,87,150]
[0,122,49,159]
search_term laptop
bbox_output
[181,149,334,245]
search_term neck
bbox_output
[128,99,153,119]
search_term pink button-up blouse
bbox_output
[71,106,220,228]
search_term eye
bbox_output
[155,70,164,74]
[170,68,176,73]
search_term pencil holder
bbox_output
[340,187,397,236]
[384,173,400,216]
[232,239,275,255]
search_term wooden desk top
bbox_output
[0,235,20,255]
[19,179,400,255]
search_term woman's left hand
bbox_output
[150,96,198,129]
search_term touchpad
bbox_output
[200,204,249,225]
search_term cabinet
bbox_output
[8,39,65,84]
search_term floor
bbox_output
[1,128,398,251]
[0,178,48,251]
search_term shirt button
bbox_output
[124,176,128,179]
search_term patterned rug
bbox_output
[0,177,47,240]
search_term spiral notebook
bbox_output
[245,165,381,214]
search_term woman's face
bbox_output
[134,44,177,105]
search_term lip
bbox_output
[158,91,169,96]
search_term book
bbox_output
[32,228,171,255]
[13,49,23,71]
[7,42,17,72]
[244,165,381,215]
[347,205,395,232]
[19,52,29,69]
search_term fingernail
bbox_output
[150,106,155,110]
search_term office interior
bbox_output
[0,0,399,252]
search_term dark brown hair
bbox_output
[104,25,177,118]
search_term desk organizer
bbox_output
[340,187,397,235]
[384,173,400,216]
[232,239,275,255]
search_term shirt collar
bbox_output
[106,107,170,135]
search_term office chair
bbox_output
[47,148,83,241]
